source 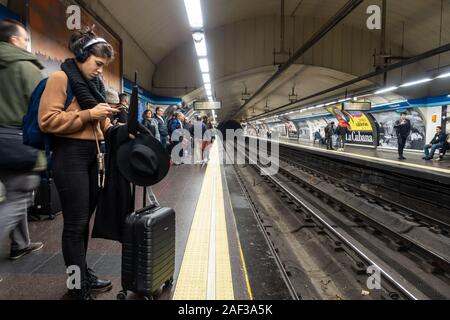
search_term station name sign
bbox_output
[343,101,372,111]
[194,101,222,110]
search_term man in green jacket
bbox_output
[0,19,44,265]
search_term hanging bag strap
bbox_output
[92,123,106,188]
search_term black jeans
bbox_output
[398,135,408,157]
[52,138,99,292]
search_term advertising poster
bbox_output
[267,122,287,137]
[326,106,377,146]
[371,108,426,151]
[286,121,299,139]
[28,0,122,92]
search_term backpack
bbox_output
[23,78,73,151]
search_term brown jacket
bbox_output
[38,71,111,141]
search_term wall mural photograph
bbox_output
[28,0,122,92]
[372,108,426,151]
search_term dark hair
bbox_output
[156,107,163,113]
[68,26,114,63]
[437,126,442,130]
[0,19,25,43]
[142,109,152,119]
[400,112,407,116]
[119,93,128,103]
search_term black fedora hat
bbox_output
[117,132,170,187]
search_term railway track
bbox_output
[277,146,450,235]
[230,139,450,300]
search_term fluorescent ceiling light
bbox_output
[436,72,450,79]
[204,83,212,90]
[400,78,432,87]
[316,104,325,108]
[338,98,351,103]
[325,101,338,106]
[183,0,203,28]
[206,89,212,96]
[202,73,211,83]
[375,86,398,94]
[199,58,210,73]
[193,32,207,57]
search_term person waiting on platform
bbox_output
[169,112,185,166]
[38,27,117,300]
[336,120,350,151]
[114,93,129,125]
[324,122,336,150]
[394,112,412,160]
[105,88,120,121]
[154,106,169,148]
[190,115,207,164]
[141,109,160,141]
[313,129,322,145]
[423,126,447,161]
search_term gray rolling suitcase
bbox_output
[117,186,175,300]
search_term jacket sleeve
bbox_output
[18,61,43,103]
[39,71,92,134]
[151,119,161,141]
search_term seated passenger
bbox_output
[313,130,322,145]
[423,126,447,161]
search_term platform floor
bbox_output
[0,143,257,300]
[291,138,450,170]
[252,136,450,183]
[0,162,206,300]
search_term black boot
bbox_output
[66,283,94,300]
[87,268,113,293]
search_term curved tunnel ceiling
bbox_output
[96,0,449,122]
[99,0,449,65]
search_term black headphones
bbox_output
[75,37,108,63]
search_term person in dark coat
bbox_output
[394,112,411,160]
[154,107,169,148]
[324,122,336,150]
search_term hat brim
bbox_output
[117,133,170,187]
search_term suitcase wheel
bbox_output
[117,291,128,300]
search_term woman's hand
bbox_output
[90,103,118,121]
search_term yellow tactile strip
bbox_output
[173,143,234,300]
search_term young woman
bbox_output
[39,27,117,300]
[141,109,160,141]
